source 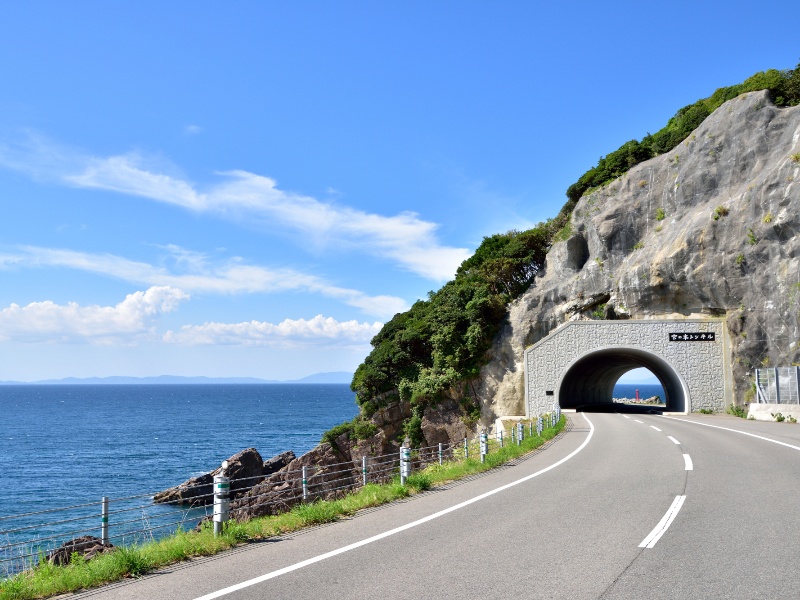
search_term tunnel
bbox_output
[557,347,689,413]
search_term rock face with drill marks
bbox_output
[477,91,800,417]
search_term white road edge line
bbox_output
[192,416,597,600]
[668,436,681,445]
[634,419,644,423]
[650,426,662,432]
[683,454,693,470]
[663,416,800,452]
[622,415,631,419]
[639,495,686,549]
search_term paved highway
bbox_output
[78,413,800,600]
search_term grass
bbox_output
[726,403,748,419]
[0,417,565,599]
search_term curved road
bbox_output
[79,413,800,600]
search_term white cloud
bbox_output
[4,245,408,319]
[164,314,382,347]
[0,133,470,280]
[184,124,202,135]
[0,286,188,344]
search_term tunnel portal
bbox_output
[524,320,729,415]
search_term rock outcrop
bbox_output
[46,536,114,566]
[478,90,800,417]
[154,447,269,505]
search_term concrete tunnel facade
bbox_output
[524,320,730,415]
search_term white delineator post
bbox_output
[400,446,411,485]
[213,461,230,537]
[101,496,109,545]
[480,432,488,463]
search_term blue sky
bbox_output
[0,2,797,382]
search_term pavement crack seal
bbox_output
[192,416,596,600]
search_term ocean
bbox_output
[612,383,665,403]
[0,384,359,573]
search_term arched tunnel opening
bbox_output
[557,347,688,414]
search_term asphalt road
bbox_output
[76,412,800,600]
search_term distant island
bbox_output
[0,372,353,385]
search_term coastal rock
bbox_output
[46,535,114,566]
[153,447,264,506]
[477,91,800,416]
[263,450,295,475]
[230,443,355,521]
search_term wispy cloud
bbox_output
[0,286,188,344]
[0,133,470,280]
[164,314,381,347]
[184,124,202,135]
[1,245,408,319]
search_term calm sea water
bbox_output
[612,383,665,403]
[0,384,358,570]
[0,384,359,515]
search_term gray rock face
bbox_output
[479,91,800,416]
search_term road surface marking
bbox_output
[683,454,693,470]
[192,416,597,600]
[639,495,686,548]
[668,436,681,445]
[634,419,644,423]
[650,426,662,432]
[663,417,800,452]
[622,415,631,419]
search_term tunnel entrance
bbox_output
[524,320,729,416]
[557,347,686,413]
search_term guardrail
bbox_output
[755,367,800,404]
[1,409,561,578]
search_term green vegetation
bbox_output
[351,222,568,415]
[763,212,773,224]
[791,153,800,163]
[727,403,748,418]
[735,253,745,267]
[655,207,666,221]
[712,205,729,220]
[697,408,713,414]
[747,228,758,246]
[772,412,786,422]
[0,418,565,599]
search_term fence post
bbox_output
[517,422,523,446]
[101,496,109,545]
[213,463,230,537]
[362,456,367,487]
[511,426,516,444]
[529,421,533,437]
[302,466,308,500]
[400,446,411,485]
[438,442,443,466]
[497,429,504,448]
[464,437,468,459]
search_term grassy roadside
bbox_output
[0,416,566,600]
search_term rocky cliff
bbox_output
[479,90,800,417]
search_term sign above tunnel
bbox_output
[669,332,716,342]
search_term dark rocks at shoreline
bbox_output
[154,447,278,506]
[46,535,114,566]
